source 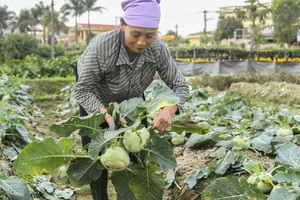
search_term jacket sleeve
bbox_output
[75,48,104,114]
[157,43,189,111]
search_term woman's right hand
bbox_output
[100,106,127,127]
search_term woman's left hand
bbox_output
[152,105,178,132]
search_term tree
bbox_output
[82,0,106,44]
[15,9,35,33]
[1,33,38,60]
[165,35,189,48]
[272,0,300,46]
[214,17,244,43]
[41,9,68,45]
[0,5,16,38]
[30,2,48,36]
[234,0,271,50]
[61,0,84,44]
[166,30,176,36]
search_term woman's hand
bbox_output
[152,105,178,132]
[99,106,127,127]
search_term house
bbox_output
[160,34,175,41]
[57,23,120,46]
[186,31,214,47]
[218,1,273,48]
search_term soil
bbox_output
[2,79,300,200]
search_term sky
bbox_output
[0,0,271,37]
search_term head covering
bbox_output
[121,0,161,28]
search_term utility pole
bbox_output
[51,0,55,58]
[203,10,207,47]
[175,24,178,37]
[203,10,207,36]
[202,10,216,47]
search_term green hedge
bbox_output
[0,55,78,78]
[170,46,300,60]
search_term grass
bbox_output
[21,76,76,99]
[187,71,300,113]
[188,70,300,91]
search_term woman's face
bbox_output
[121,20,158,55]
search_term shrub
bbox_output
[36,44,65,58]
[0,33,38,60]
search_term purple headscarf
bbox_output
[121,0,161,28]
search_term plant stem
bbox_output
[249,147,260,154]
[147,126,153,131]
[174,180,182,190]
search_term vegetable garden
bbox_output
[1,62,300,199]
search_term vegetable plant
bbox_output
[100,146,130,171]
[122,127,150,153]
[12,81,196,200]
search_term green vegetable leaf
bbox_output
[272,170,300,183]
[13,137,72,175]
[89,121,140,159]
[111,170,137,200]
[0,177,32,200]
[201,176,266,200]
[145,81,180,114]
[214,150,240,175]
[119,97,146,124]
[187,162,216,189]
[67,158,104,187]
[171,113,203,134]
[294,115,300,122]
[276,142,300,170]
[185,133,211,148]
[250,134,273,154]
[165,169,176,189]
[15,124,32,144]
[268,186,300,200]
[250,119,273,131]
[112,163,166,200]
[129,163,164,200]
[49,113,105,137]
[148,136,177,170]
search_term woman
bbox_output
[75,0,189,199]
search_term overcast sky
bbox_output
[0,0,271,37]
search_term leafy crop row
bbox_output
[1,77,300,199]
[0,75,75,199]
[0,55,78,79]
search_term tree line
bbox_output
[0,0,300,59]
[166,0,300,50]
[223,0,300,48]
[0,0,105,45]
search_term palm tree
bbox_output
[61,0,84,44]
[30,2,49,36]
[41,9,69,44]
[16,9,35,33]
[0,5,16,38]
[82,0,106,44]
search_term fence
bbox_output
[175,59,300,75]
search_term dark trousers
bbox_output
[76,67,108,200]
[79,105,109,200]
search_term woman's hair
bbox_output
[120,17,127,26]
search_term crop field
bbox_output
[1,72,300,200]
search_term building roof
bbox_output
[160,34,175,41]
[77,23,120,30]
[187,31,214,38]
[56,34,75,41]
